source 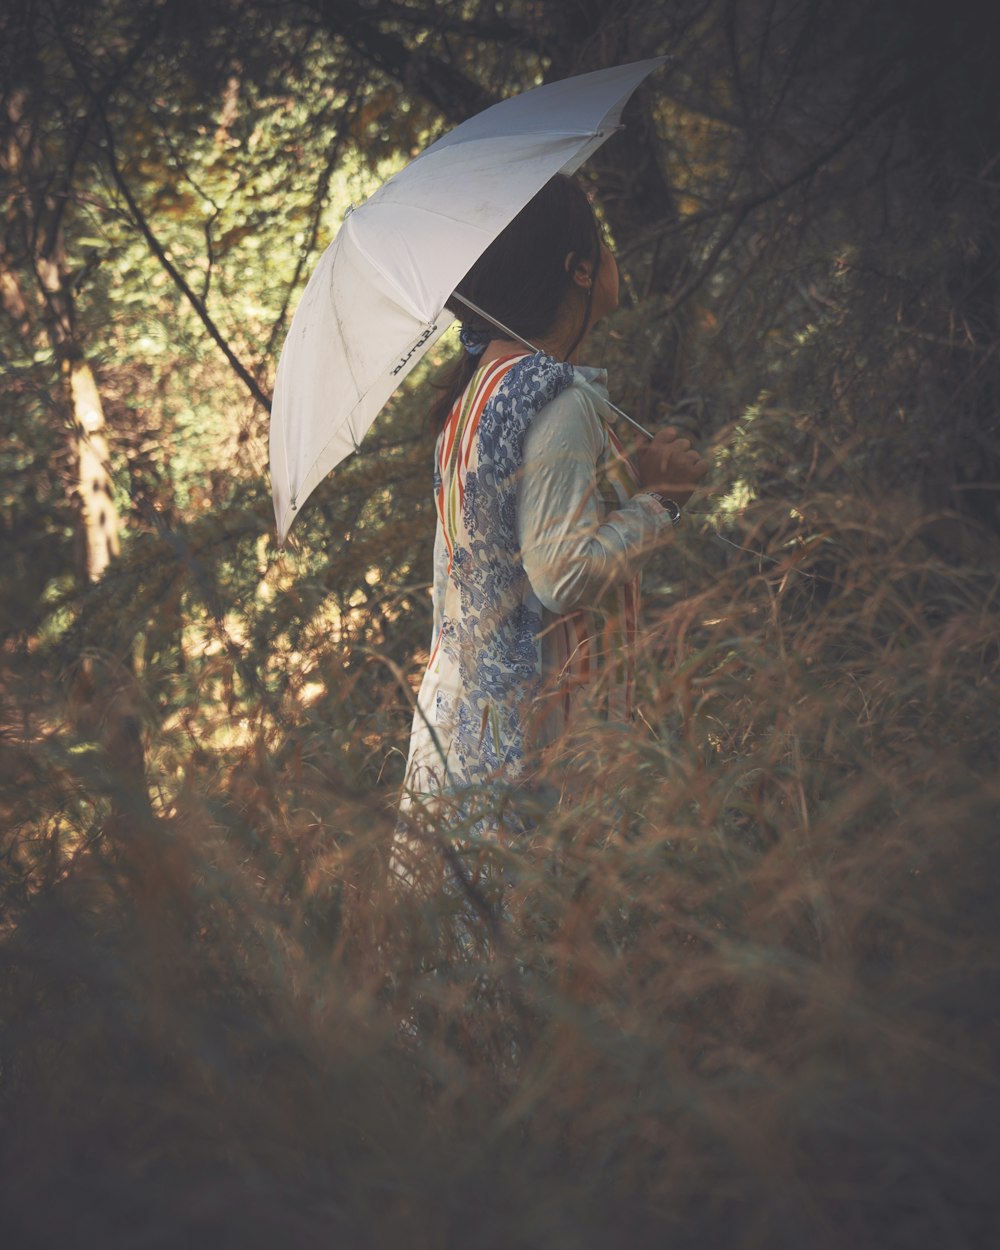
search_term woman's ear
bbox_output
[564,251,594,289]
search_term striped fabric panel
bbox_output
[436,354,529,569]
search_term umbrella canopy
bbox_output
[269,57,666,542]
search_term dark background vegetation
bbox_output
[2,1,998,1246]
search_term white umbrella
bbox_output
[269,57,666,543]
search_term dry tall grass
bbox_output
[1,495,998,1248]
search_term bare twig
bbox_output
[57,26,272,411]
[619,66,943,317]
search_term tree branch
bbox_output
[618,65,938,312]
[306,0,497,122]
[101,106,271,410]
[352,0,538,50]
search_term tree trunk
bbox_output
[66,356,121,585]
[1,75,147,813]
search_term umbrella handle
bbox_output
[451,293,653,439]
[589,393,654,440]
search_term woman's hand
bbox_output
[635,426,711,507]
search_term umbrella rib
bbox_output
[416,125,619,158]
[329,244,365,438]
[368,201,502,231]
[346,213,434,324]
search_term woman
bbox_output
[399,175,709,836]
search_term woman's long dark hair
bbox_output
[428,174,603,428]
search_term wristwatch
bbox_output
[645,492,682,523]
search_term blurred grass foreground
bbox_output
[2,491,998,1250]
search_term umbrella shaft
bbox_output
[451,293,653,440]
